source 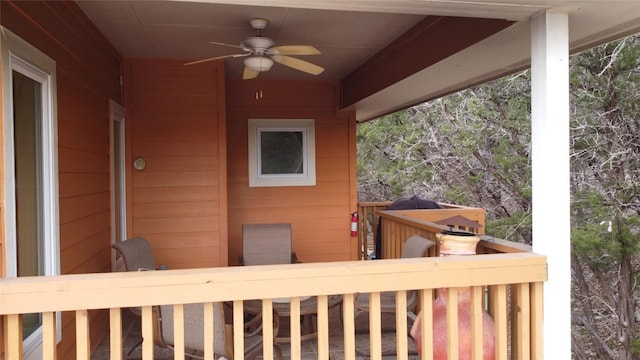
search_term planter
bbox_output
[411,230,495,360]
[436,230,481,256]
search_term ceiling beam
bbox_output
[339,16,513,110]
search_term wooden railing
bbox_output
[376,209,529,259]
[358,202,490,259]
[1,253,546,360]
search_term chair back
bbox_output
[111,237,156,271]
[157,303,230,358]
[401,235,435,259]
[242,223,292,265]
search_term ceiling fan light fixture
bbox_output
[244,56,274,72]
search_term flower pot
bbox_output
[411,230,495,360]
[436,230,480,256]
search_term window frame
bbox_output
[248,118,316,187]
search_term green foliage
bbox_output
[358,34,640,359]
[631,338,640,356]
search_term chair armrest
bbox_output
[243,309,280,339]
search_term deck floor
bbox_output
[91,303,419,360]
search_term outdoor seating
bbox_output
[352,234,435,334]
[155,301,282,360]
[241,223,298,265]
[112,237,282,359]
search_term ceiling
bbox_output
[75,0,640,121]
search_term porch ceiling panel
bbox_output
[75,0,640,121]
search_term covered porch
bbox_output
[2,206,546,359]
[2,1,640,359]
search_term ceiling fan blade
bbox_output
[268,45,321,56]
[209,41,246,50]
[271,55,325,75]
[243,67,259,80]
[184,52,251,66]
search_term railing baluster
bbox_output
[203,302,215,360]
[141,306,154,359]
[109,308,122,360]
[342,293,356,360]
[76,309,91,360]
[493,285,508,360]
[262,299,274,360]
[418,289,434,360]
[43,311,57,359]
[395,290,408,360]
[369,291,382,360]
[470,286,484,360]
[514,283,531,360]
[290,296,302,359]
[530,282,544,360]
[317,295,330,360]
[446,288,459,360]
[173,304,185,359]
[6,314,23,358]
[233,300,244,360]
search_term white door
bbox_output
[1,27,60,359]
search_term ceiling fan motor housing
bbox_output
[242,37,275,54]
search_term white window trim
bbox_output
[248,118,316,187]
[1,26,61,350]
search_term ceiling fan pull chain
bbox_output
[255,79,263,100]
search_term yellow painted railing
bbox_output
[1,253,546,360]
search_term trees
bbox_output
[569,35,640,360]
[357,71,532,242]
[357,34,640,359]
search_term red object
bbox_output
[410,288,495,360]
[350,213,358,237]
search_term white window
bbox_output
[1,27,61,358]
[248,119,316,187]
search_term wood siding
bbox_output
[226,80,358,265]
[123,59,228,269]
[0,1,122,358]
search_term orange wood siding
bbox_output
[226,80,358,265]
[1,1,122,358]
[123,59,228,269]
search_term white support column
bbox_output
[530,10,571,359]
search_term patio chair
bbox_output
[111,237,157,355]
[155,302,282,360]
[241,223,298,265]
[112,237,282,359]
[352,234,435,334]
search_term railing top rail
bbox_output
[358,202,481,210]
[377,209,458,231]
[1,253,546,315]
[378,209,531,253]
[358,201,392,207]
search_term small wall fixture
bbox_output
[133,157,146,171]
[244,56,274,72]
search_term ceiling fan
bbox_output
[185,18,325,80]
